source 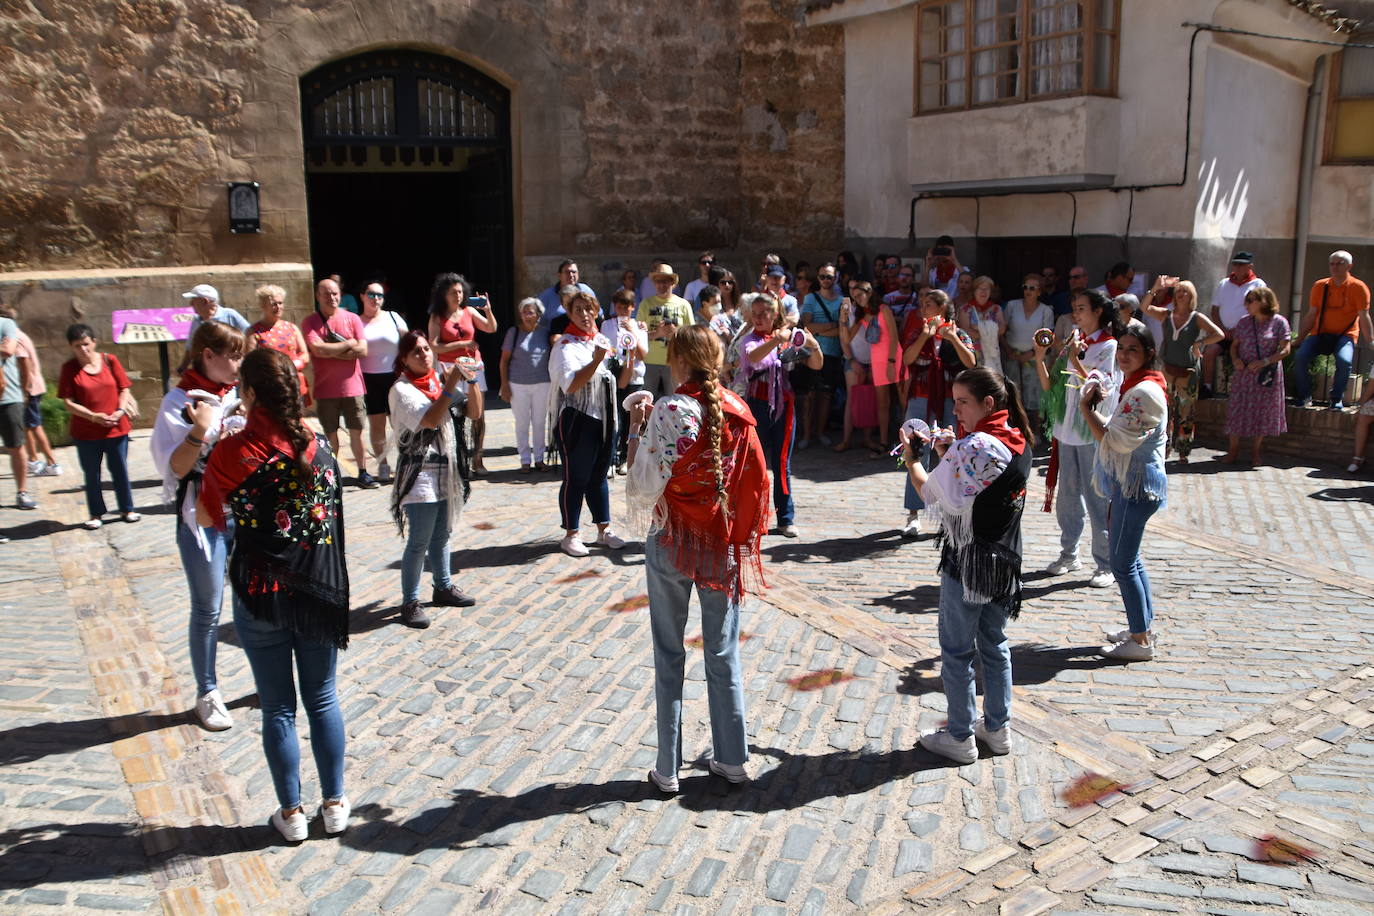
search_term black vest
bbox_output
[938,445,1032,617]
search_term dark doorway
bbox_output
[300,51,513,374]
[974,237,1078,299]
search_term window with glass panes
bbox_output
[1327,47,1374,163]
[916,0,1119,113]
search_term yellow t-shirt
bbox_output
[636,294,695,365]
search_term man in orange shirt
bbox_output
[1293,250,1372,410]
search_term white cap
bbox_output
[182,283,219,301]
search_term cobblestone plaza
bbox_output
[2,408,1373,914]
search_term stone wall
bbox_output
[0,0,847,283]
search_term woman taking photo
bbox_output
[390,331,480,628]
[834,283,880,453]
[500,297,552,473]
[1002,274,1055,425]
[624,325,770,792]
[732,293,824,538]
[1224,286,1290,466]
[900,290,976,536]
[1138,278,1223,463]
[548,290,626,557]
[149,322,246,730]
[360,281,408,481]
[1034,289,1122,588]
[1078,326,1168,661]
[197,347,350,842]
[247,284,310,408]
[900,367,1033,764]
[428,273,497,476]
[59,324,140,528]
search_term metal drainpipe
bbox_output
[1291,54,1328,324]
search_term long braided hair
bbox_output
[239,347,314,471]
[667,325,728,516]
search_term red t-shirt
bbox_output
[58,354,132,440]
[302,310,366,399]
[437,308,479,364]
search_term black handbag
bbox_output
[1250,317,1277,388]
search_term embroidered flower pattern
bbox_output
[229,448,338,548]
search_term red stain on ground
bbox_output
[1254,834,1319,865]
[555,569,604,584]
[785,669,854,691]
[608,595,650,613]
[1060,772,1129,808]
[470,522,495,530]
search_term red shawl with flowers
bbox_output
[201,408,350,649]
[659,383,771,600]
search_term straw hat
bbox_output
[649,263,679,285]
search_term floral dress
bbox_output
[1225,314,1290,438]
[250,319,310,406]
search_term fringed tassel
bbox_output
[231,558,350,649]
[938,541,1024,619]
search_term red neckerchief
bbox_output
[404,367,443,402]
[1120,368,1167,398]
[1106,280,1130,297]
[199,406,317,530]
[562,321,596,341]
[1227,269,1255,286]
[178,367,235,398]
[934,263,955,285]
[1082,327,1112,348]
[960,409,1026,456]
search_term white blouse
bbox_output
[548,334,614,422]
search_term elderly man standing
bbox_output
[303,277,378,488]
[636,263,695,396]
[538,260,597,338]
[1293,250,1371,410]
[1202,252,1266,397]
[177,284,251,373]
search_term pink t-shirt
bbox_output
[15,329,45,396]
[303,310,366,399]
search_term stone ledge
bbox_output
[1193,398,1363,460]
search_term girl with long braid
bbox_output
[900,367,1034,764]
[625,325,770,793]
[198,348,351,842]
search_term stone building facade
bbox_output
[0,0,845,413]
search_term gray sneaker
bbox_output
[16,491,36,510]
[974,718,1011,756]
[38,462,62,477]
[1046,556,1081,576]
[1100,636,1154,662]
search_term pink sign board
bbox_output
[112,307,196,344]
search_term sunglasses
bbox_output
[720,280,735,286]
[365,291,384,299]
[699,259,714,266]
[818,274,836,280]
[1022,285,1039,291]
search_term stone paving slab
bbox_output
[0,407,1371,914]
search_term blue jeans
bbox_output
[938,572,1012,741]
[1056,442,1110,570]
[1108,491,1160,634]
[747,395,795,526]
[903,397,954,513]
[1294,335,1355,404]
[74,436,134,518]
[401,500,453,602]
[178,519,233,697]
[232,597,346,809]
[555,408,613,530]
[645,535,749,775]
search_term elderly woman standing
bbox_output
[1002,274,1055,425]
[1078,326,1168,661]
[500,297,552,473]
[961,275,1006,376]
[625,325,770,792]
[1224,286,1290,466]
[59,323,141,528]
[549,290,625,557]
[149,322,246,730]
[247,284,311,408]
[198,347,350,841]
[359,282,408,481]
[1139,278,1223,463]
[390,331,480,628]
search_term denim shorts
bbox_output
[24,394,42,429]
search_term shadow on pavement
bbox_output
[762,529,911,564]
[1309,484,1374,504]
[897,642,1116,697]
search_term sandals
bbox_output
[1348,456,1365,473]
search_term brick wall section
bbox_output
[1193,399,1362,459]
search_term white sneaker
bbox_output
[26,460,44,476]
[320,796,350,835]
[39,462,62,477]
[272,806,308,842]
[1046,556,1081,576]
[559,534,589,558]
[708,759,749,783]
[1088,568,1115,588]
[596,529,625,550]
[195,688,234,731]
[974,718,1011,756]
[83,518,103,530]
[919,727,977,764]
[902,513,921,539]
[648,769,679,794]
[779,524,799,538]
[1099,636,1154,661]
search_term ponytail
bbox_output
[1002,377,1036,448]
[954,366,1036,448]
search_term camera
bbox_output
[933,246,952,257]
